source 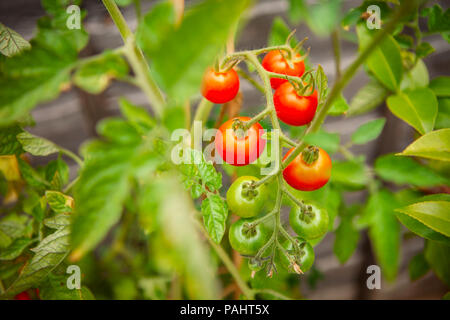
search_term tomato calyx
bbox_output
[288,70,315,97]
[240,181,259,200]
[301,145,320,165]
[241,222,258,238]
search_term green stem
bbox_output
[282,1,413,168]
[60,148,83,167]
[253,288,292,300]
[236,68,265,93]
[191,98,214,129]
[102,0,165,118]
[332,29,341,79]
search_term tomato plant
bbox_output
[0,0,449,301]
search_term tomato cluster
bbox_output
[201,46,332,276]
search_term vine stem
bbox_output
[282,0,414,168]
[194,220,255,300]
[102,0,165,118]
[60,148,83,167]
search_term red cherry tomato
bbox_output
[273,82,318,126]
[262,50,305,89]
[14,291,31,300]
[201,67,240,104]
[283,147,331,191]
[215,117,266,166]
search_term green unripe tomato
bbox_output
[229,217,271,255]
[277,238,315,272]
[289,202,328,240]
[226,176,268,218]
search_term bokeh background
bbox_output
[1,0,449,299]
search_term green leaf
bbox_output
[4,213,71,296]
[357,24,402,91]
[334,207,360,264]
[0,238,35,261]
[136,1,175,56]
[150,0,251,100]
[387,88,438,135]
[399,128,450,162]
[375,153,448,187]
[429,76,450,97]
[74,50,129,94]
[328,94,348,116]
[0,125,24,155]
[0,23,31,57]
[399,59,429,91]
[119,98,155,134]
[396,212,450,246]
[331,157,368,189]
[408,252,430,281]
[351,118,386,145]
[71,118,163,259]
[364,189,401,282]
[303,130,340,155]
[425,240,450,287]
[396,201,450,237]
[17,131,60,156]
[415,42,435,59]
[347,80,388,116]
[306,0,341,36]
[422,5,450,33]
[201,194,228,244]
[39,274,95,300]
[45,191,74,213]
[436,98,450,130]
[0,16,87,127]
[288,0,307,23]
[150,175,220,299]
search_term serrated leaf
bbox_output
[0,238,35,261]
[4,214,71,296]
[347,80,388,116]
[17,131,60,156]
[0,23,31,57]
[74,50,128,94]
[387,88,437,135]
[39,274,95,300]
[399,128,450,162]
[409,252,430,281]
[71,119,162,260]
[0,125,24,155]
[0,18,87,126]
[201,194,228,244]
[45,191,74,213]
[396,201,450,237]
[375,154,447,187]
[150,0,251,100]
[351,118,385,145]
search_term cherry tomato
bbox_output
[262,50,305,89]
[289,202,329,239]
[273,82,318,126]
[277,237,315,272]
[201,67,240,104]
[283,146,331,191]
[229,217,271,255]
[215,117,266,166]
[227,176,268,218]
[14,291,31,300]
